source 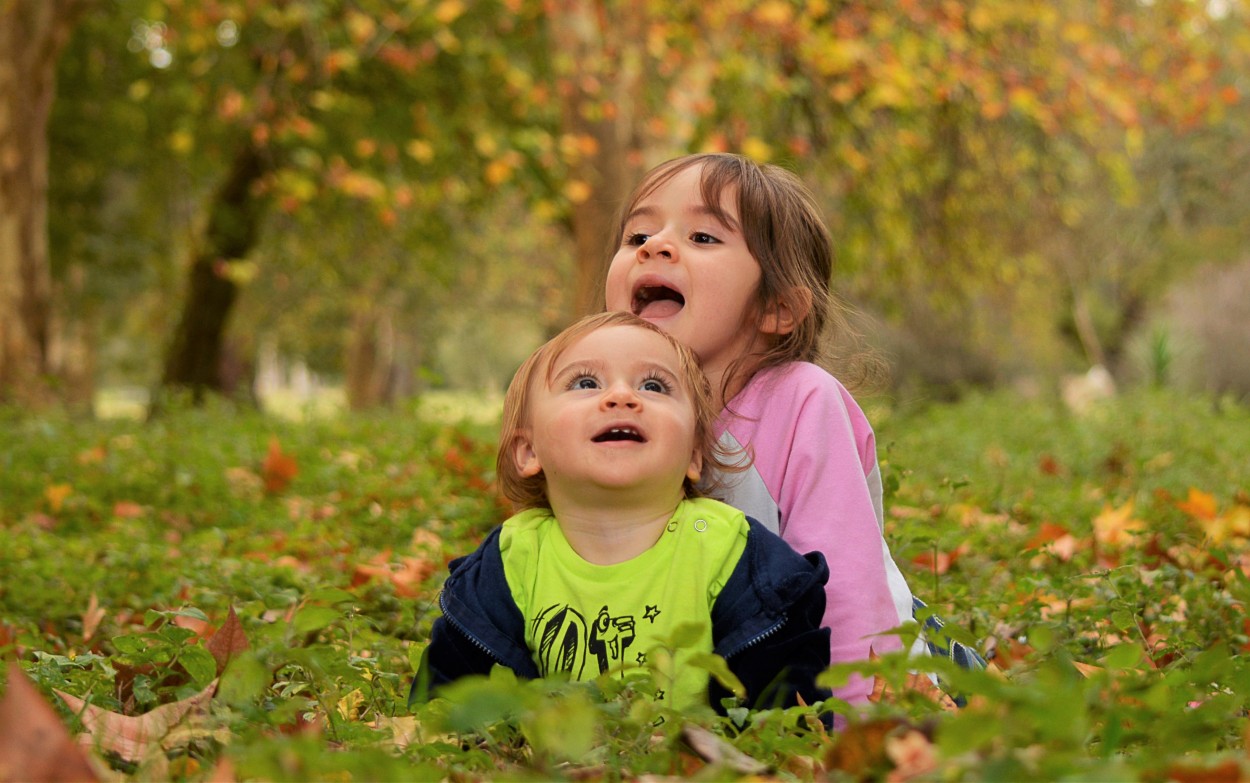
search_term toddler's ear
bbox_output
[511,431,543,478]
[686,449,703,485]
[760,288,812,336]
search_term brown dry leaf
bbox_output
[0,662,100,782]
[55,679,217,763]
[261,438,298,494]
[827,717,910,778]
[680,724,769,775]
[206,607,250,676]
[1163,760,1245,783]
[81,593,106,644]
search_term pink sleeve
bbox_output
[731,365,904,704]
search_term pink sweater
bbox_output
[714,362,914,705]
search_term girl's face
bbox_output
[604,165,769,395]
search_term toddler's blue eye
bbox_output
[571,376,600,390]
[640,378,669,393]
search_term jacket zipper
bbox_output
[439,590,506,665]
[724,615,787,660]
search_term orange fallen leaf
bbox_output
[1176,488,1218,520]
[44,483,72,513]
[261,438,298,495]
[0,663,100,782]
[55,679,217,763]
[112,501,145,519]
[1092,500,1146,549]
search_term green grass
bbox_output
[1,389,1247,780]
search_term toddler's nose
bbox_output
[601,382,640,409]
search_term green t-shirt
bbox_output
[499,497,749,710]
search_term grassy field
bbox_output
[1,389,1247,780]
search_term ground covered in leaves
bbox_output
[1,389,1248,781]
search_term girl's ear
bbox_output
[512,430,543,478]
[759,287,812,336]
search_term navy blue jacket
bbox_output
[410,517,832,714]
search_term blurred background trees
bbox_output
[4,0,1249,412]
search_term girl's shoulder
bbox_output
[737,361,851,407]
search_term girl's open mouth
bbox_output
[632,284,685,319]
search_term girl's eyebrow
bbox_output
[624,204,741,233]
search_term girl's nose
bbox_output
[638,231,675,261]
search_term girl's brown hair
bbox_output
[496,311,743,511]
[614,153,870,400]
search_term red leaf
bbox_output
[0,662,100,781]
[261,438,298,495]
[206,607,251,676]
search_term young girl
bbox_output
[604,153,927,705]
[414,311,832,714]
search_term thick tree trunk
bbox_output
[0,1,88,405]
[161,141,268,402]
[545,0,645,319]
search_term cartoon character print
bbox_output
[531,603,640,678]
[589,606,636,674]
[532,604,588,678]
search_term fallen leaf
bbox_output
[1037,454,1063,475]
[680,724,769,775]
[827,717,912,778]
[206,607,250,676]
[1176,488,1218,520]
[261,438,298,495]
[1092,500,1146,549]
[81,593,106,644]
[885,728,939,782]
[44,484,72,513]
[56,679,217,763]
[0,663,100,782]
[1163,760,1244,783]
[112,501,145,519]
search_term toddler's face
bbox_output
[604,164,767,384]
[513,324,702,507]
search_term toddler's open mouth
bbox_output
[592,426,646,443]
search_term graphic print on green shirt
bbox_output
[499,498,749,710]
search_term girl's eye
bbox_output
[640,377,671,394]
[691,232,720,245]
[570,375,600,390]
[624,232,650,247]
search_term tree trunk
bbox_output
[0,0,89,405]
[545,0,646,319]
[161,141,268,402]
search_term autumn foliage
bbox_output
[1,388,1248,780]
